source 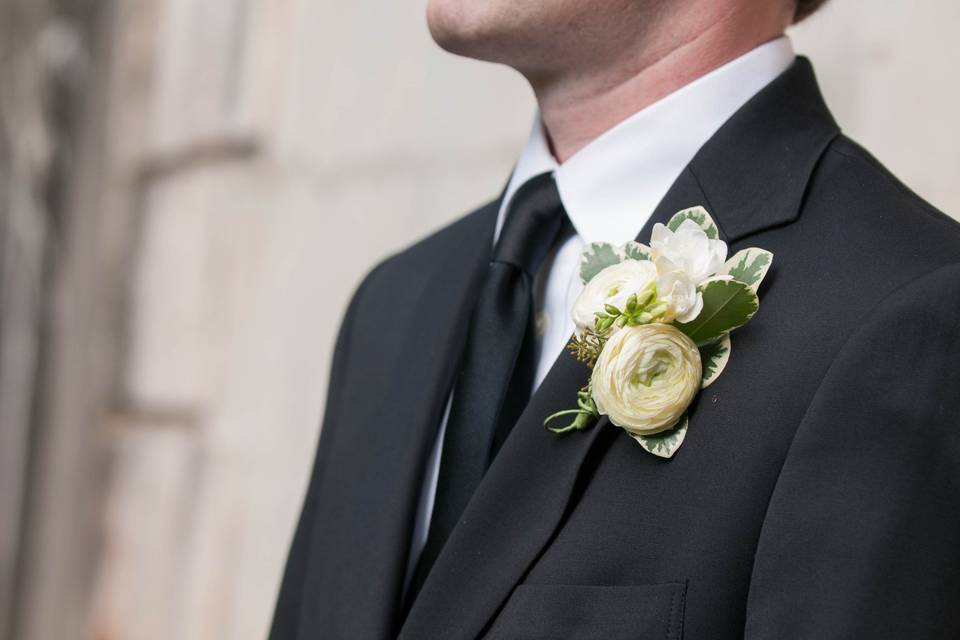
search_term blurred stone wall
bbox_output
[1,0,116,638]
[2,1,958,639]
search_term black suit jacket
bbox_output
[270,58,960,639]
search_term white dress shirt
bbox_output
[404,36,796,590]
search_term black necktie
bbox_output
[405,172,567,606]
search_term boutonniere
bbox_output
[544,207,773,459]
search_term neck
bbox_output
[531,9,788,162]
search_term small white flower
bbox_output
[571,259,658,334]
[650,219,727,284]
[654,256,703,324]
[591,323,702,436]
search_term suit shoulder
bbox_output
[354,198,499,303]
[805,135,960,265]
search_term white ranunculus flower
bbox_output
[591,323,702,436]
[650,219,727,284]
[571,259,658,334]
[654,256,703,324]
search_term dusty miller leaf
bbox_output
[717,248,773,293]
[620,241,652,261]
[667,206,719,239]
[580,242,622,283]
[700,333,731,389]
[632,414,688,459]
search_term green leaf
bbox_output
[700,333,731,389]
[620,241,652,261]
[666,206,719,239]
[632,414,688,458]
[580,242,622,283]
[677,280,758,345]
[717,248,773,293]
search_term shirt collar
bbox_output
[495,36,796,245]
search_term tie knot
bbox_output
[493,172,567,276]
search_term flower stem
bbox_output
[544,383,599,434]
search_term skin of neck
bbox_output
[527,2,793,162]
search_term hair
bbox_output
[793,0,830,23]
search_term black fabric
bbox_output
[491,215,575,457]
[270,57,960,640]
[485,583,687,640]
[405,173,566,607]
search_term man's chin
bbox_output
[426,2,516,63]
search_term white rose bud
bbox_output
[654,256,703,324]
[650,219,727,284]
[591,323,702,436]
[571,259,658,335]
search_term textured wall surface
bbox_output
[5,1,958,639]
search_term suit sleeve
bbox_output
[744,263,960,639]
[268,267,375,639]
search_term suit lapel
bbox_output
[689,57,839,242]
[398,57,840,640]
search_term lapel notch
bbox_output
[689,57,840,243]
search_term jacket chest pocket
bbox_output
[486,582,687,640]
[485,582,686,640]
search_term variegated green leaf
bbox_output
[620,241,652,261]
[700,333,731,389]
[579,242,622,283]
[667,206,719,239]
[677,280,758,345]
[717,248,773,293]
[632,413,688,459]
